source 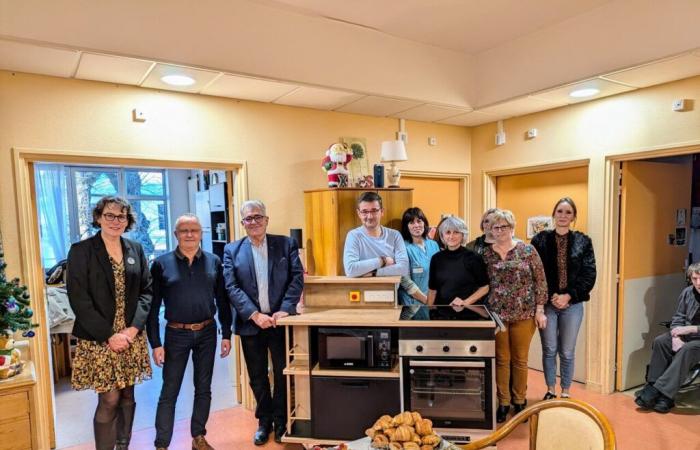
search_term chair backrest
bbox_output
[460,399,615,450]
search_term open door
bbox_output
[616,159,691,390]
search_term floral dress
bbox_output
[71,257,152,393]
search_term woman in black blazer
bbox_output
[67,196,152,450]
[531,197,596,401]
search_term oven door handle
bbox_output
[409,360,485,368]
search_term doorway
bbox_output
[493,164,589,382]
[13,148,247,449]
[615,156,693,391]
[401,171,468,227]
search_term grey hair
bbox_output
[480,207,499,231]
[438,216,469,246]
[490,209,516,228]
[687,262,700,277]
[240,200,266,216]
[174,213,201,230]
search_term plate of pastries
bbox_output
[365,411,459,450]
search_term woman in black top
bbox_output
[531,197,596,400]
[67,196,153,450]
[427,216,489,306]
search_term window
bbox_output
[35,164,171,267]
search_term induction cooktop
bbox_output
[399,304,495,322]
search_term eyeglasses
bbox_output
[358,208,382,216]
[102,213,128,223]
[491,224,512,232]
[177,228,202,235]
[242,215,267,225]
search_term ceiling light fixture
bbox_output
[569,87,600,98]
[161,74,196,86]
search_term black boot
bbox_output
[94,417,117,450]
[115,401,136,450]
[496,405,510,423]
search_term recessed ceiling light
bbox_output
[161,74,196,86]
[570,87,600,98]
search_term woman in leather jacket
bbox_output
[531,197,596,400]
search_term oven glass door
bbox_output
[402,358,493,430]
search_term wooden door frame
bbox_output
[605,144,700,391]
[401,170,470,225]
[12,147,248,449]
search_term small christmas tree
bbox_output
[0,251,37,337]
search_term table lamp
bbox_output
[380,140,408,187]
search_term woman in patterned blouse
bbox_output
[482,209,548,423]
[67,197,153,450]
[531,198,596,401]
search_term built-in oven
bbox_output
[317,327,392,370]
[399,305,500,444]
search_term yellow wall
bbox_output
[401,176,463,227]
[0,71,471,275]
[496,166,588,241]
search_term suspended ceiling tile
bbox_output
[141,63,220,93]
[0,39,79,78]
[274,86,363,110]
[201,74,298,102]
[531,78,635,104]
[76,53,153,85]
[600,53,700,88]
[336,96,423,117]
[437,111,499,126]
[478,96,564,118]
[391,104,473,122]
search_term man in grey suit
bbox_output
[223,200,304,445]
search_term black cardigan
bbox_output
[66,232,153,343]
[530,229,596,304]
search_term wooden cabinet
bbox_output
[303,188,413,276]
[0,362,35,450]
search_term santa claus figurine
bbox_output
[321,143,353,188]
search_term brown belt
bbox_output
[167,318,214,331]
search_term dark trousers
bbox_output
[154,322,217,447]
[648,332,700,399]
[240,327,287,428]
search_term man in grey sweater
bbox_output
[343,191,409,278]
[635,262,700,413]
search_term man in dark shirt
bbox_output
[147,214,233,450]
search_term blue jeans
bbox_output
[539,302,584,389]
[154,322,217,447]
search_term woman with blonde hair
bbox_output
[482,209,547,423]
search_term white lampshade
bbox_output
[380,140,408,162]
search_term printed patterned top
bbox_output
[483,241,548,322]
[555,232,569,290]
[71,257,152,393]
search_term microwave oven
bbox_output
[317,328,392,369]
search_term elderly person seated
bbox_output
[635,262,700,413]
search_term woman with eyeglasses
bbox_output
[397,208,440,317]
[67,196,153,450]
[482,209,547,423]
[531,197,596,401]
[427,216,489,307]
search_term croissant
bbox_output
[372,434,389,448]
[379,418,394,431]
[414,418,433,436]
[402,442,420,450]
[394,425,413,442]
[388,443,402,450]
[365,427,378,438]
[421,434,441,446]
[411,432,422,443]
[410,411,423,423]
[420,446,434,450]
[385,428,396,441]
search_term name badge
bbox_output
[127,257,136,265]
[412,267,424,274]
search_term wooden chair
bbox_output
[459,398,616,450]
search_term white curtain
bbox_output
[35,163,69,268]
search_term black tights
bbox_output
[94,386,134,423]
